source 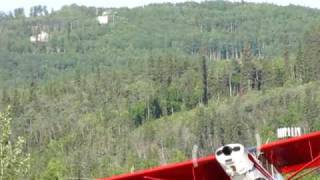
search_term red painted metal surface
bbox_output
[287,154,320,180]
[292,166,320,180]
[96,155,230,180]
[97,131,320,180]
[260,131,320,174]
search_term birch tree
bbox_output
[0,107,30,180]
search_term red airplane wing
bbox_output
[97,131,320,180]
[96,155,230,180]
[260,131,320,174]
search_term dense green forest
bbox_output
[1,1,320,179]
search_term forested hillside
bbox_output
[1,1,320,179]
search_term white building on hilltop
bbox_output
[97,12,109,25]
[30,36,37,42]
[30,31,49,43]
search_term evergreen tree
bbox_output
[294,42,304,81]
[303,25,320,82]
[13,8,25,18]
[201,56,208,105]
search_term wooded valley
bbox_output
[1,1,320,179]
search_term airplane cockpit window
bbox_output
[233,146,241,151]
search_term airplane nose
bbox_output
[222,146,232,156]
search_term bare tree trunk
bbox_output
[226,48,229,60]
[159,141,167,165]
[229,73,232,96]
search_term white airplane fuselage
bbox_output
[215,144,282,180]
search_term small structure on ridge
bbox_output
[97,11,109,25]
[30,31,49,43]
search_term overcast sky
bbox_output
[1,0,320,13]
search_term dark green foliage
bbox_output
[302,25,320,82]
[130,101,147,126]
[201,56,208,105]
[30,5,49,17]
[294,42,304,81]
[13,8,25,18]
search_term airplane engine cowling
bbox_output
[215,144,253,176]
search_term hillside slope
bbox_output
[121,82,320,174]
[1,1,320,88]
